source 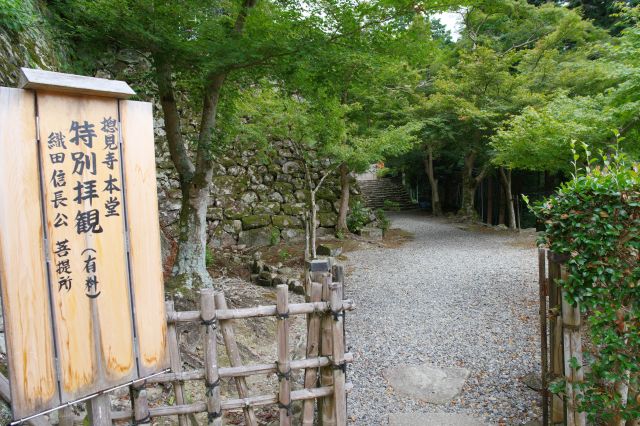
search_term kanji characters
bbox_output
[47,132,66,150]
[73,180,99,206]
[69,120,97,148]
[75,209,103,234]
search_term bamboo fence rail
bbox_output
[121,256,352,425]
[0,258,353,425]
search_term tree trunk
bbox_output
[310,189,318,259]
[424,147,442,216]
[459,151,486,219]
[172,183,214,288]
[486,176,494,225]
[336,163,350,233]
[498,185,506,225]
[156,1,257,289]
[499,167,517,229]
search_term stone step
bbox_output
[357,178,416,210]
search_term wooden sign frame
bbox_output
[0,68,169,422]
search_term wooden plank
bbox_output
[120,100,169,376]
[19,68,135,99]
[0,87,59,419]
[36,91,136,401]
[214,292,258,426]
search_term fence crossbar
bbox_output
[167,300,355,323]
[110,384,353,421]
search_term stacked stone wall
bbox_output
[156,139,353,248]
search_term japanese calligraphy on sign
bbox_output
[0,69,169,421]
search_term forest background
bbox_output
[0,0,638,288]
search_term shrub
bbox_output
[269,228,280,246]
[205,246,215,268]
[347,200,370,233]
[529,143,640,422]
[383,199,401,211]
[375,208,391,233]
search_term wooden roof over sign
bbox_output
[19,68,136,99]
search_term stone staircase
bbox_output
[357,178,416,210]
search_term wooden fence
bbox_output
[538,248,586,426]
[2,259,353,425]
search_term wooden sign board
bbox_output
[0,68,169,421]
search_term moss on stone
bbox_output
[281,203,307,216]
[241,214,271,230]
[271,215,302,228]
[318,211,338,227]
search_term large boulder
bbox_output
[239,226,279,246]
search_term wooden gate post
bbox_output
[329,282,347,425]
[302,281,324,425]
[276,284,292,426]
[548,252,565,424]
[58,407,75,426]
[131,383,151,425]
[87,394,111,425]
[561,267,586,426]
[201,289,222,426]
[320,276,336,426]
[539,248,549,425]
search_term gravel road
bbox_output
[345,212,541,425]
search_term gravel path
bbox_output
[345,212,541,425]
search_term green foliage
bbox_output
[530,144,640,421]
[278,248,291,262]
[375,208,391,232]
[383,200,401,212]
[335,228,345,240]
[205,246,215,268]
[346,200,371,234]
[269,228,280,247]
[0,0,35,33]
[492,5,640,171]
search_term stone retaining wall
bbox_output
[156,139,355,248]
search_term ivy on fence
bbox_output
[528,143,640,422]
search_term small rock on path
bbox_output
[345,212,541,425]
